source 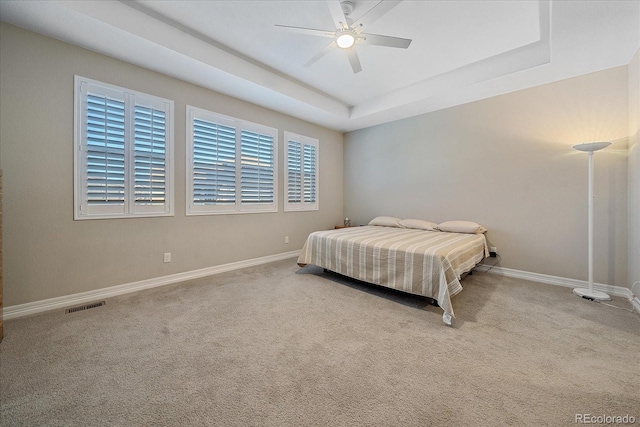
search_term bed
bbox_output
[297,217,489,325]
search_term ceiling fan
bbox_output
[275,0,412,74]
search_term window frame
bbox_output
[284,131,319,212]
[186,106,278,216]
[74,75,174,220]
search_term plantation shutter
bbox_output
[303,144,317,203]
[285,132,319,211]
[84,92,127,215]
[187,107,277,215]
[191,118,237,207]
[75,77,174,219]
[133,104,167,212]
[240,130,275,205]
[287,141,302,203]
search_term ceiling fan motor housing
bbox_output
[341,1,355,17]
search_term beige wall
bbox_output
[0,23,344,306]
[629,47,640,292]
[345,67,629,287]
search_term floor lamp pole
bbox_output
[588,151,594,292]
[572,141,611,301]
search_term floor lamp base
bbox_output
[573,288,611,301]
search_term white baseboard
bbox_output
[3,250,301,321]
[475,263,637,308]
[4,253,636,321]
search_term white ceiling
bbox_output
[1,0,638,132]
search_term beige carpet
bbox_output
[1,258,638,426]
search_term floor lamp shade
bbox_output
[571,141,611,301]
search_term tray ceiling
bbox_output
[1,0,638,131]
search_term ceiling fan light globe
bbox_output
[336,33,355,49]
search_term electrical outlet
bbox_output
[489,247,498,258]
[164,252,171,263]
[284,236,289,244]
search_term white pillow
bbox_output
[399,218,438,231]
[437,220,487,234]
[368,216,402,227]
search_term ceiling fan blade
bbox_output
[304,41,337,67]
[346,48,362,74]
[326,0,349,30]
[352,0,403,33]
[358,33,411,49]
[274,25,335,38]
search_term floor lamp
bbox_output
[572,141,611,301]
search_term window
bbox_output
[74,76,174,219]
[285,131,319,211]
[186,106,277,215]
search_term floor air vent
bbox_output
[65,301,106,314]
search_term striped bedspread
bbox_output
[297,225,488,319]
